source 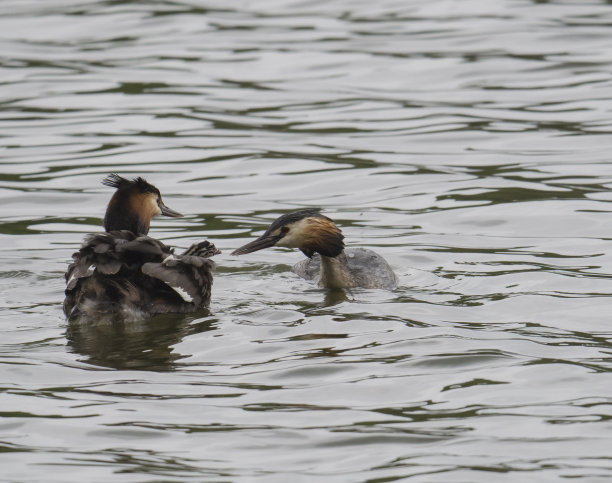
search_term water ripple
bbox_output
[1,0,612,482]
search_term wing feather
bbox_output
[142,255,214,307]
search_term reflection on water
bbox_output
[321,289,350,306]
[1,0,612,481]
[66,314,217,371]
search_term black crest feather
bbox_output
[102,174,158,194]
[102,173,130,189]
[264,208,323,235]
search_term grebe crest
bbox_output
[232,209,397,290]
[64,174,220,323]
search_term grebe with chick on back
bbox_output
[232,209,398,290]
[64,174,220,323]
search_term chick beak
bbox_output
[231,234,282,255]
[159,200,183,218]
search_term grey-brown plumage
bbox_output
[292,248,397,290]
[232,209,398,290]
[64,174,219,322]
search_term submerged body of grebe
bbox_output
[232,209,397,290]
[64,174,220,323]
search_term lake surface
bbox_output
[1,0,612,481]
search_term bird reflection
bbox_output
[66,313,216,370]
[322,289,349,306]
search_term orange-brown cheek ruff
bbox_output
[129,193,183,233]
[300,218,344,258]
[138,192,162,217]
[129,193,160,234]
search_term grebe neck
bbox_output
[318,251,356,289]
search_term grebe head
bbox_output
[232,209,344,258]
[102,173,183,234]
[183,240,222,258]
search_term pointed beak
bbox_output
[159,201,183,218]
[231,234,282,256]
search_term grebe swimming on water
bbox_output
[64,174,220,322]
[232,209,397,290]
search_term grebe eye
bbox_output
[281,226,289,234]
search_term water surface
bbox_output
[1,1,612,481]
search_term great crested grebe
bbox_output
[64,174,220,322]
[232,209,398,290]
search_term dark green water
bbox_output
[1,1,611,481]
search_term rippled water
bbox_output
[2,0,612,481]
